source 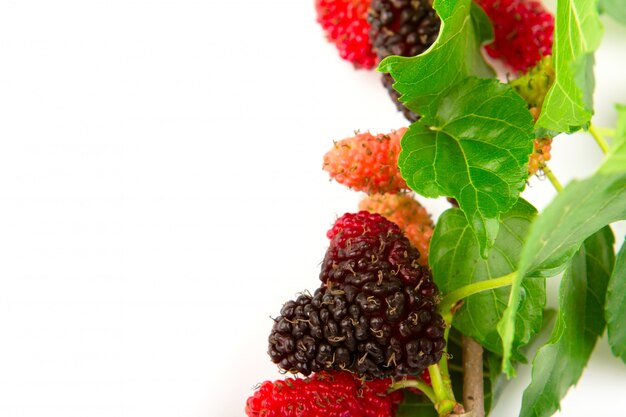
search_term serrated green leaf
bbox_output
[430,199,544,359]
[520,228,615,417]
[514,175,625,278]
[380,0,533,256]
[600,0,626,25]
[606,237,626,364]
[536,0,604,132]
[497,143,626,376]
[377,0,494,116]
[399,78,534,255]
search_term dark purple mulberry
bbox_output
[268,212,445,379]
[368,0,441,122]
[322,211,431,288]
[382,73,419,122]
[268,284,445,379]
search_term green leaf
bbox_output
[380,0,533,256]
[604,103,626,171]
[486,350,505,410]
[399,77,534,256]
[377,0,494,116]
[606,237,626,364]
[430,199,544,358]
[497,141,626,375]
[615,104,626,144]
[536,0,604,132]
[600,0,626,25]
[519,228,615,417]
[513,175,625,278]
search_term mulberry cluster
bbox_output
[245,371,402,417]
[315,0,378,69]
[477,0,554,73]
[368,0,441,121]
[323,129,409,195]
[359,194,434,267]
[268,212,445,379]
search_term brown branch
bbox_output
[461,335,484,417]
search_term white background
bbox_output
[0,1,624,416]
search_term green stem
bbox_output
[436,400,458,417]
[439,351,455,401]
[429,364,449,402]
[541,164,564,193]
[435,272,518,415]
[589,123,610,154]
[596,127,616,138]
[389,379,438,404]
[438,272,517,319]
[428,364,458,416]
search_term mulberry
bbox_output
[323,129,409,195]
[510,56,555,113]
[315,0,378,69]
[508,57,555,177]
[359,194,434,267]
[368,0,440,60]
[368,0,441,121]
[477,0,554,72]
[321,211,433,290]
[382,73,420,122]
[527,136,552,177]
[267,212,445,378]
[245,371,402,417]
[268,284,445,379]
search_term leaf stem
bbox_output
[388,379,438,405]
[541,164,564,193]
[438,272,517,319]
[588,123,610,154]
[596,127,615,138]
